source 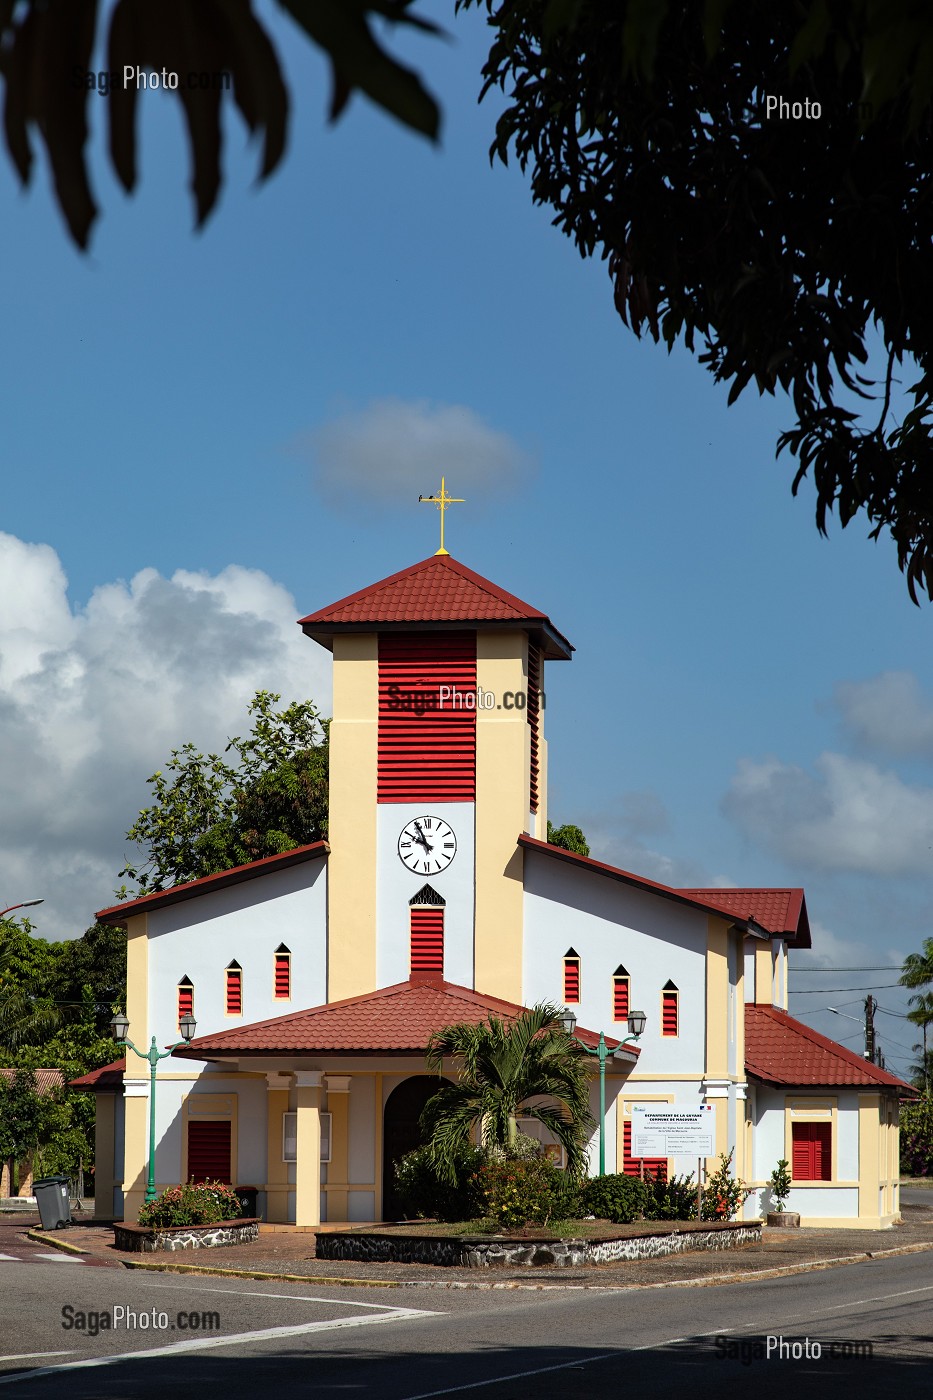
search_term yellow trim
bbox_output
[858,1092,881,1222]
[705,917,729,1076]
[374,1073,384,1221]
[785,1095,838,1183]
[537,734,548,838]
[754,944,773,1006]
[266,1089,290,1224]
[181,1093,238,1187]
[474,631,528,1002]
[126,913,149,1043]
[734,932,745,1075]
[328,633,378,1000]
[618,1094,674,1177]
[122,914,150,1222]
[93,1093,116,1220]
[295,1078,323,1227]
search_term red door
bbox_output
[187,1120,232,1183]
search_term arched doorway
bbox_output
[382,1075,439,1221]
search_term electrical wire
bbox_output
[790,985,902,993]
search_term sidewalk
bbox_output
[22,1198,933,1289]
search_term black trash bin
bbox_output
[33,1176,71,1230]
[236,1186,258,1218]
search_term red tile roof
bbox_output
[0,1068,63,1095]
[95,842,328,924]
[69,1058,126,1090]
[299,555,573,660]
[678,888,811,949]
[173,979,630,1057]
[745,1006,915,1091]
[519,836,767,931]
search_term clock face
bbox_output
[398,815,457,875]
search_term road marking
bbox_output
[821,1284,933,1309]
[0,1356,75,1365]
[0,1305,441,1386]
[31,1253,83,1264]
[0,1256,18,1262]
[133,1280,407,1309]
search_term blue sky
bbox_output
[0,4,929,1076]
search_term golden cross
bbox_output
[418,476,464,556]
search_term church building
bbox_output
[76,523,909,1229]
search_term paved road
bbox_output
[0,1249,930,1396]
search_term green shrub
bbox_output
[393,1144,485,1222]
[768,1159,792,1212]
[472,1156,577,1228]
[644,1172,698,1221]
[900,1097,933,1177]
[700,1150,751,1221]
[137,1180,243,1227]
[580,1173,647,1224]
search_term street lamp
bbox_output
[559,1007,646,1176]
[110,1011,197,1204]
[1,899,44,918]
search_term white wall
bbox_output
[146,859,328,1071]
[376,802,475,987]
[522,852,707,1072]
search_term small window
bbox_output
[612,965,630,1022]
[274,945,291,1000]
[177,978,194,1030]
[187,1119,231,1183]
[563,949,580,1004]
[282,1111,332,1164]
[410,907,444,975]
[662,981,679,1037]
[792,1121,831,1181]
[225,962,242,1017]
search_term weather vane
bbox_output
[418,476,464,556]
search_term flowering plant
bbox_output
[137,1180,243,1227]
[700,1150,751,1221]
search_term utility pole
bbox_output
[864,995,877,1063]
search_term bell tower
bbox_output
[299,552,572,1003]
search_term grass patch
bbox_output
[339,1217,734,1241]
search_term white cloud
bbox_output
[0,534,331,939]
[835,670,933,759]
[304,397,534,511]
[722,751,933,877]
[578,793,731,888]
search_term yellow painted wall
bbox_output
[295,1074,323,1227]
[754,944,773,1005]
[121,913,149,1221]
[328,634,378,1000]
[705,918,729,1078]
[265,1087,290,1224]
[474,631,529,1002]
[324,1078,351,1222]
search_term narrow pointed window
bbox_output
[612,966,630,1022]
[225,961,242,1016]
[410,908,444,975]
[563,949,580,1004]
[274,945,291,1000]
[662,981,679,1037]
[177,977,194,1030]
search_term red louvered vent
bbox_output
[410,907,444,976]
[187,1120,231,1183]
[378,633,477,802]
[225,965,242,1016]
[792,1122,831,1181]
[613,972,630,1023]
[662,986,678,1037]
[274,950,291,999]
[177,981,193,1029]
[527,644,541,814]
[623,1121,668,1182]
[563,952,580,1004]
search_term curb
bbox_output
[26,1229,89,1257]
[110,1238,933,1291]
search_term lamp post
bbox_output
[110,1010,197,1204]
[1,899,44,919]
[560,1007,646,1176]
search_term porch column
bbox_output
[121,1078,150,1223]
[265,1073,292,1224]
[93,1092,117,1220]
[294,1070,323,1227]
[325,1075,352,1223]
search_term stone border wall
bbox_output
[114,1218,260,1253]
[318,1221,762,1269]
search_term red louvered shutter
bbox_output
[527,645,541,814]
[378,633,476,802]
[274,952,290,999]
[225,967,242,1016]
[662,989,678,1037]
[563,955,580,1004]
[410,907,444,975]
[622,1121,668,1182]
[792,1122,831,1181]
[187,1121,231,1183]
[177,981,193,1028]
[613,976,630,1023]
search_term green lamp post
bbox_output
[560,1007,646,1177]
[110,1009,197,1204]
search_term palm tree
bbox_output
[900,939,933,992]
[907,990,933,1097]
[420,1003,594,1182]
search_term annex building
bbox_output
[76,542,910,1228]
